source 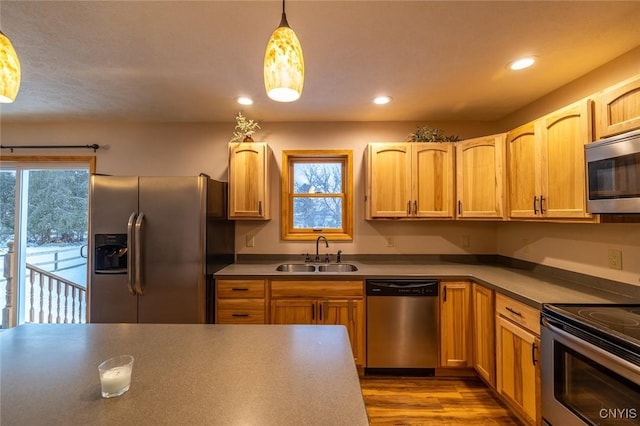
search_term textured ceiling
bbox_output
[1,1,640,123]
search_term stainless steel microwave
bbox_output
[585,129,640,213]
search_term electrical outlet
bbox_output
[246,235,255,248]
[608,249,622,270]
[522,238,530,254]
[385,236,394,247]
[462,235,470,248]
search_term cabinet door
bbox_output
[439,281,471,368]
[228,142,269,219]
[270,299,315,324]
[508,122,540,218]
[413,143,454,217]
[496,315,540,426]
[596,75,640,138]
[472,283,495,386]
[367,143,412,217]
[456,134,507,219]
[321,299,366,367]
[539,100,594,219]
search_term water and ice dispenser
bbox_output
[94,234,128,274]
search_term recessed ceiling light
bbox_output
[373,96,392,105]
[236,96,253,106]
[509,57,535,71]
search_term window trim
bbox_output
[281,150,353,241]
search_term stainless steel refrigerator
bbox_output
[89,175,234,323]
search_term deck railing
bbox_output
[26,264,86,324]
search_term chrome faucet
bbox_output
[315,235,329,262]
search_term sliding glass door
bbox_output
[0,157,94,328]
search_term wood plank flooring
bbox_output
[360,376,524,426]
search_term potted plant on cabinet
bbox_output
[407,126,460,142]
[230,112,261,143]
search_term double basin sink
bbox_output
[276,263,359,273]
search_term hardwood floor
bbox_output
[360,376,523,425]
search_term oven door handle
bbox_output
[542,317,640,378]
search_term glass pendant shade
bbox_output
[264,23,304,102]
[0,31,21,103]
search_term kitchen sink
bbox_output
[316,264,358,272]
[275,263,359,273]
[275,264,316,272]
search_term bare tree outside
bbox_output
[292,162,343,229]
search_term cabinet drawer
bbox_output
[216,299,265,324]
[217,279,265,298]
[271,280,363,298]
[495,293,540,336]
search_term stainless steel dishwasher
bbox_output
[366,279,439,374]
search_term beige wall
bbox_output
[2,47,640,286]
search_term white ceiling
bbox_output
[1,1,640,123]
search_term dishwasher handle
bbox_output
[366,279,439,296]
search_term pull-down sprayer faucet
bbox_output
[315,236,329,262]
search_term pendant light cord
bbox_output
[279,0,290,28]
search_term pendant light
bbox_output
[263,0,304,102]
[0,31,21,103]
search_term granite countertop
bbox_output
[215,260,640,308]
[0,324,369,426]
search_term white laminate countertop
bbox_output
[0,324,369,426]
[215,261,640,308]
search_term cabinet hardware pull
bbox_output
[506,306,523,317]
[540,195,546,214]
[443,286,447,302]
[319,302,324,321]
[533,196,539,214]
[458,200,462,215]
[413,200,417,215]
[407,201,411,216]
[311,304,315,321]
[231,313,249,317]
[532,342,538,366]
[231,288,249,291]
[258,201,263,216]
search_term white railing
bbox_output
[26,264,86,324]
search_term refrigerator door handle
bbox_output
[134,212,145,295]
[127,212,138,295]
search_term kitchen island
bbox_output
[0,324,369,426]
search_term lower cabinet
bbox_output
[472,283,495,386]
[495,294,541,426]
[215,279,266,324]
[270,280,366,368]
[439,281,472,368]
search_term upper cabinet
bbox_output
[508,99,595,221]
[366,142,454,219]
[456,134,507,219]
[596,74,640,139]
[228,142,271,220]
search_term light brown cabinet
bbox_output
[508,99,594,221]
[472,283,495,387]
[270,280,365,368]
[439,281,471,368]
[495,293,541,426]
[456,134,507,219]
[228,142,271,219]
[215,279,266,324]
[366,142,454,219]
[596,74,640,139]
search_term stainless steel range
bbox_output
[541,304,640,425]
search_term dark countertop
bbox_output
[215,260,640,308]
[0,324,369,426]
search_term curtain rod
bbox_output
[1,144,100,153]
